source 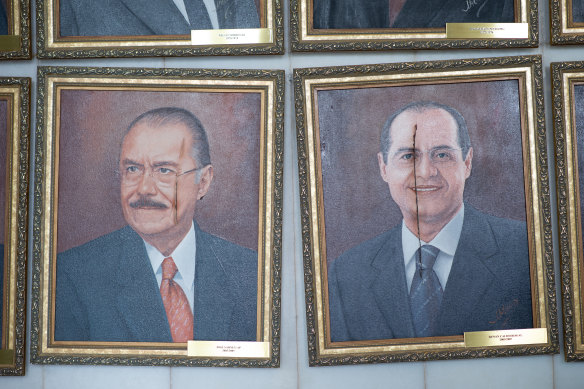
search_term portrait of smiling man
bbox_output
[327,101,533,342]
[55,107,258,343]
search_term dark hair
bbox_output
[124,107,211,167]
[379,101,471,163]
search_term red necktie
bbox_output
[160,257,193,342]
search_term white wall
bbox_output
[1,0,582,387]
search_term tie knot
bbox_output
[416,245,440,270]
[161,257,178,280]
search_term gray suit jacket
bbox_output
[55,222,257,342]
[328,204,533,342]
[59,0,259,37]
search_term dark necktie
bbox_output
[409,245,443,337]
[160,257,194,342]
[184,0,214,29]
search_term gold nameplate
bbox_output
[187,341,270,358]
[191,28,272,45]
[464,328,548,347]
[446,23,528,39]
[0,349,14,365]
[0,36,20,51]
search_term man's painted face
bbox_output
[378,108,473,229]
[119,121,211,243]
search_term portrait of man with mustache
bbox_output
[54,107,257,343]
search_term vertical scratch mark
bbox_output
[412,124,423,277]
[174,179,179,225]
[173,138,187,225]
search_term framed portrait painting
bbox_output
[295,55,557,365]
[552,61,584,361]
[36,0,283,58]
[290,0,537,50]
[0,0,31,59]
[31,66,283,367]
[0,77,30,376]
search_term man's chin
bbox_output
[126,214,172,236]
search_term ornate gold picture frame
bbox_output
[552,61,584,361]
[0,77,30,375]
[0,0,31,59]
[36,0,283,58]
[31,66,283,367]
[550,0,584,43]
[295,55,557,365]
[291,0,537,50]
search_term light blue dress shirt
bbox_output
[172,0,220,29]
[402,204,465,292]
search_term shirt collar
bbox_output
[402,204,465,266]
[144,222,197,287]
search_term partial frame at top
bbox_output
[0,0,31,59]
[550,0,584,43]
[291,0,538,50]
[36,0,284,58]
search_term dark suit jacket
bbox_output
[574,0,584,22]
[0,2,7,35]
[55,223,257,342]
[328,204,533,342]
[314,0,514,29]
[59,0,260,37]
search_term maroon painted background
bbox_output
[56,89,261,253]
[317,79,527,261]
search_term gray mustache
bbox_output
[129,197,168,209]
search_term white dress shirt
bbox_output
[145,222,197,313]
[172,0,220,29]
[402,204,465,293]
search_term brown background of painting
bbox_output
[0,99,6,245]
[57,89,261,253]
[317,79,527,261]
[573,85,584,236]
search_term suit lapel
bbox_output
[118,0,191,34]
[114,228,172,342]
[214,0,235,28]
[437,206,498,335]
[370,227,416,338]
[192,224,236,340]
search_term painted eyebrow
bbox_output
[120,159,180,167]
[393,145,457,154]
[121,158,143,167]
[151,161,180,168]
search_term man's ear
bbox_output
[464,147,473,179]
[197,165,213,200]
[378,152,390,183]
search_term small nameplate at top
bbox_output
[446,23,528,39]
[191,28,272,45]
[0,36,20,51]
